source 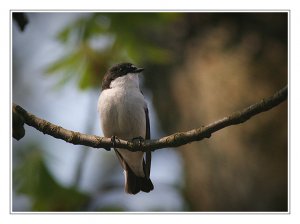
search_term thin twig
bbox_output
[13,85,287,152]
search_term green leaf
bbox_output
[45,50,82,75]
[57,26,72,43]
[78,61,92,90]
[13,144,89,211]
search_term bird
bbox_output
[97,62,154,194]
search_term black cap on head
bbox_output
[102,63,144,90]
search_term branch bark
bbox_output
[13,86,287,152]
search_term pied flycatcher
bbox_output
[97,62,154,194]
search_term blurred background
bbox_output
[12,12,288,212]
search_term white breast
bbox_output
[97,74,147,140]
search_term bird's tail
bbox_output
[124,164,154,194]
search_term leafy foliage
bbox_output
[45,13,180,90]
[13,144,89,211]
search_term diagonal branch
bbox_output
[13,86,287,152]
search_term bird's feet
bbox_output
[103,135,120,151]
[111,135,120,150]
[132,136,145,148]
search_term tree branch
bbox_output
[13,86,287,152]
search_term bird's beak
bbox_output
[135,67,144,73]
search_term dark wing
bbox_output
[145,107,150,140]
[144,107,151,179]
